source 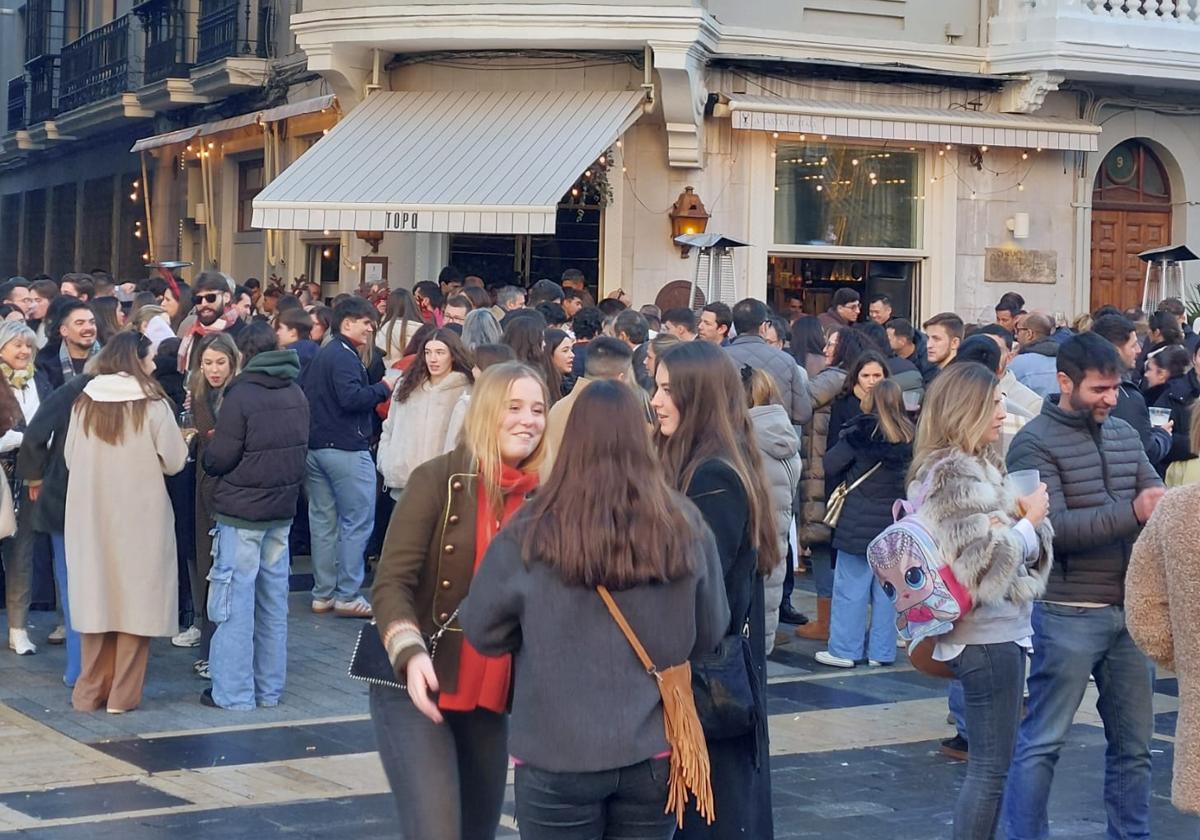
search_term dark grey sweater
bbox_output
[460,499,729,773]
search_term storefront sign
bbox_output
[383,211,420,231]
[985,247,1057,285]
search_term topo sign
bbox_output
[383,211,420,231]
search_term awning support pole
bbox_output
[139,151,155,262]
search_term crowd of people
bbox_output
[0,265,1198,839]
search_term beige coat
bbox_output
[377,371,471,492]
[64,374,189,637]
[1126,483,1200,814]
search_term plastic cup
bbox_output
[902,390,922,412]
[1148,407,1171,428]
[1008,469,1040,497]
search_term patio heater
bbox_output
[675,233,749,310]
[1139,245,1199,313]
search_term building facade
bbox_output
[5,1,1200,322]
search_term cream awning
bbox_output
[728,96,1100,152]
[129,95,337,153]
[251,89,647,234]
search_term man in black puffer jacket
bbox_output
[1002,333,1163,840]
[201,322,309,711]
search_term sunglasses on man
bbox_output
[195,292,223,305]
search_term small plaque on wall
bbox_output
[361,256,388,286]
[985,248,1058,285]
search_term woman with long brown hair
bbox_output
[376,328,474,499]
[502,314,560,402]
[370,362,547,839]
[63,332,189,713]
[376,287,425,366]
[462,381,728,838]
[650,339,777,839]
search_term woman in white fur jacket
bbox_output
[377,329,473,499]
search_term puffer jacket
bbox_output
[824,414,912,556]
[1007,396,1162,605]
[203,350,310,525]
[1008,337,1059,398]
[753,403,801,652]
[726,335,813,425]
[377,371,472,492]
[1143,369,1200,470]
[799,365,846,545]
[1112,378,1171,466]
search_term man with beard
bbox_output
[34,298,99,391]
[178,273,246,373]
[1003,332,1164,840]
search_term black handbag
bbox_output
[347,610,459,690]
[690,622,760,741]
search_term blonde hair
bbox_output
[744,367,783,409]
[1072,312,1093,333]
[861,379,914,444]
[910,362,1001,481]
[463,361,549,518]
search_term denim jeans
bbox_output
[207,522,291,710]
[948,642,1025,840]
[827,550,896,663]
[514,758,676,840]
[305,449,376,602]
[949,680,967,739]
[369,684,508,840]
[50,532,80,687]
[1002,603,1155,840]
[811,546,834,598]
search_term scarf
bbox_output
[1,362,33,390]
[177,308,240,374]
[438,463,539,714]
[59,340,99,384]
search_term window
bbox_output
[237,159,264,233]
[768,256,919,321]
[774,143,922,249]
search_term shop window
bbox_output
[774,143,921,249]
[237,159,264,233]
[768,256,918,321]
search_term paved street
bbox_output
[0,571,1195,839]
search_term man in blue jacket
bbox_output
[303,297,396,618]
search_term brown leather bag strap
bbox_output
[596,585,657,675]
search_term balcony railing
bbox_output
[197,0,270,65]
[28,56,59,123]
[997,0,1200,26]
[136,0,197,84]
[59,15,142,114]
[6,76,27,132]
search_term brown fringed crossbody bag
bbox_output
[596,585,715,827]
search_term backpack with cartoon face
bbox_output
[866,496,973,649]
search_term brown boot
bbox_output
[795,597,831,641]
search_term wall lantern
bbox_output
[356,230,384,253]
[669,186,710,257]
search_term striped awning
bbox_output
[251,89,647,234]
[728,96,1100,152]
[129,95,337,153]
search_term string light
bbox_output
[799,134,806,141]
[1018,182,1025,191]
[980,145,989,152]
[772,131,779,138]
[970,191,977,200]
[1021,150,1029,160]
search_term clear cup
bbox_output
[902,389,922,413]
[1148,407,1171,428]
[1008,469,1040,497]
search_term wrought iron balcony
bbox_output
[136,0,197,84]
[6,76,27,132]
[197,0,271,65]
[28,56,59,123]
[58,15,142,114]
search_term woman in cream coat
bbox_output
[64,332,188,713]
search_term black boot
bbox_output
[779,602,809,626]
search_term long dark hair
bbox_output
[380,287,420,353]
[790,314,825,360]
[394,328,474,403]
[91,296,123,344]
[841,349,890,397]
[502,315,558,403]
[654,341,780,574]
[829,325,869,371]
[521,381,697,587]
[75,332,166,445]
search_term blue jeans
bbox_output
[811,547,834,598]
[514,758,676,840]
[949,679,967,739]
[208,522,291,710]
[50,532,80,687]
[305,448,376,603]
[827,550,896,662]
[1002,603,1155,840]
[949,642,1025,840]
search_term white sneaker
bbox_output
[815,650,855,669]
[171,626,202,648]
[8,628,37,655]
[333,596,373,618]
[48,624,66,645]
[311,598,335,614]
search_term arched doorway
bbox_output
[1090,140,1172,311]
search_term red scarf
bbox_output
[438,464,538,713]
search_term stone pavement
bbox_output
[0,576,1196,839]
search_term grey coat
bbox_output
[753,404,802,649]
[799,366,846,544]
[1007,396,1162,605]
[726,335,813,426]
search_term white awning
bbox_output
[251,89,647,234]
[129,95,336,153]
[728,96,1100,152]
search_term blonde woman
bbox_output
[909,362,1052,839]
[370,362,547,839]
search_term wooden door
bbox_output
[1089,209,1171,312]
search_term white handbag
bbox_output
[0,479,17,540]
